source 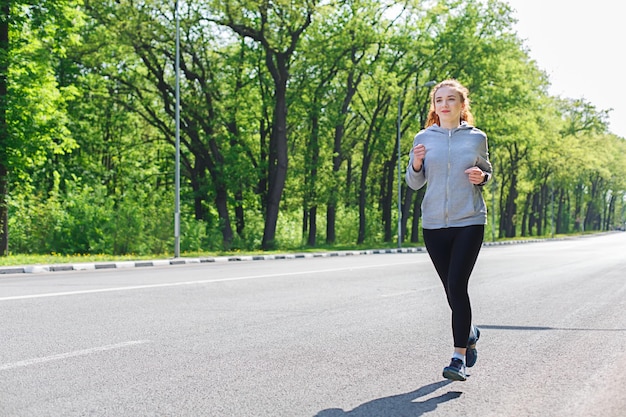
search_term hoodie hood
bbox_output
[425,121,474,134]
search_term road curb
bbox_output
[0,247,428,275]
[1,233,610,276]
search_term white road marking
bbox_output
[0,340,150,371]
[380,290,418,297]
[0,261,419,302]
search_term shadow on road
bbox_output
[313,380,461,417]
[479,324,626,332]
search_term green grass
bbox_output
[0,242,422,267]
[0,253,165,267]
[0,231,609,267]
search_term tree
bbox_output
[209,0,316,250]
[84,0,244,248]
[0,0,9,254]
[6,0,624,256]
[0,0,82,255]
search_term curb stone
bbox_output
[0,247,429,276]
[0,234,597,276]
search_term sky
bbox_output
[503,0,625,138]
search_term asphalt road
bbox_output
[1,232,625,417]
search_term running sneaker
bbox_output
[442,358,466,381]
[466,326,481,368]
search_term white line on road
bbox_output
[0,340,150,371]
[380,290,419,297]
[0,261,419,302]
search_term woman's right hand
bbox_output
[412,144,426,171]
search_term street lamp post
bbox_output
[397,80,436,248]
[174,1,181,258]
[396,87,405,249]
[491,176,497,242]
[550,176,555,238]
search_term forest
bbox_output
[0,0,624,257]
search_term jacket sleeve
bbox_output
[405,138,426,190]
[405,162,426,190]
[476,133,493,186]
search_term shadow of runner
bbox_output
[313,380,462,417]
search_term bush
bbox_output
[8,174,174,255]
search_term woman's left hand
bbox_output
[464,167,485,185]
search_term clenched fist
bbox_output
[412,144,426,171]
[464,166,486,185]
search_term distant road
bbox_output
[1,232,625,416]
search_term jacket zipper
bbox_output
[445,129,451,227]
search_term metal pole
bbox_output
[174,0,181,258]
[397,88,405,249]
[550,177,554,238]
[492,177,496,242]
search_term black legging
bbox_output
[423,225,484,348]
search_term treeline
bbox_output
[0,0,624,256]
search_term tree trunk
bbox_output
[258,118,268,213]
[501,171,518,238]
[357,170,367,245]
[410,188,424,243]
[532,190,541,236]
[521,192,530,237]
[326,124,342,244]
[400,186,414,243]
[584,177,601,231]
[326,204,336,244]
[304,106,321,247]
[234,189,244,237]
[556,188,565,234]
[262,55,289,250]
[326,69,359,244]
[188,150,210,223]
[538,184,552,236]
[573,182,584,232]
[0,0,9,256]
[307,205,317,247]
[356,93,389,245]
[381,160,393,242]
[0,164,7,256]
[215,186,234,248]
[605,192,615,230]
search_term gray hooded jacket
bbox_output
[405,122,492,229]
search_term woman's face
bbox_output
[434,86,464,127]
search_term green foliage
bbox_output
[2,0,625,256]
[8,174,173,255]
[6,1,83,178]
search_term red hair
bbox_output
[425,79,474,127]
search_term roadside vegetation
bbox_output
[1,0,624,259]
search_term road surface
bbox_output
[1,232,625,416]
